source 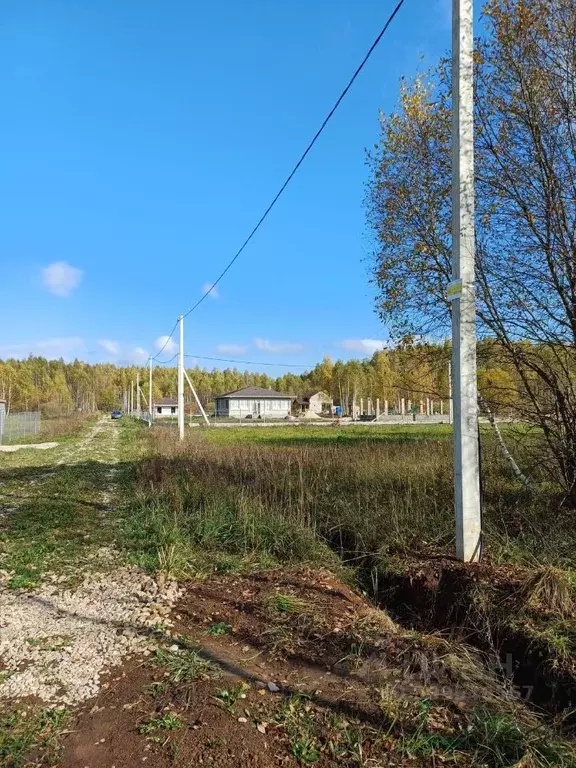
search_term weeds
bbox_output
[154,647,220,683]
[275,696,321,766]
[206,621,232,636]
[0,707,70,767]
[137,426,576,571]
[290,736,320,765]
[268,593,310,614]
[521,566,576,617]
[146,680,169,697]
[457,709,576,767]
[139,712,182,735]
[157,541,191,579]
[213,683,249,714]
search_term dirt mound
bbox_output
[376,554,576,719]
[57,567,568,768]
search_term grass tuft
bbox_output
[139,712,182,735]
[154,647,220,683]
[268,593,310,615]
[521,566,576,617]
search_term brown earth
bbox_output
[376,554,576,718]
[57,567,526,768]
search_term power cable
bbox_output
[150,0,407,349]
[184,354,308,368]
[152,320,179,362]
[153,353,178,366]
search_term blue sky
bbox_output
[0,0,454,373]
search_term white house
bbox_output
[154,398,178,418]
[214,386,293,419]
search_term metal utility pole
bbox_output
[149,357,154,425]
[136,369,141,414]
[178,315,185,441]
[451,0,481,562]
[130,380,134,415]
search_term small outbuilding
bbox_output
[296,391,333,417]
[215,386,293,419]
[154,398,178,418]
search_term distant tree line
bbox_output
[0,340,534,418]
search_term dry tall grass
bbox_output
[132,426,575,568]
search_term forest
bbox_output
[0,339,526,417]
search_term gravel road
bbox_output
[0,418,181,706]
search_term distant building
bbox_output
[296,391,333,417]
[214,386,293,419]
[154,398,178,418]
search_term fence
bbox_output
[0,411,41,444]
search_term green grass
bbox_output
[133,423,573,570]
[453,710,576,767]
[154,647,220,682]
[0,707,71,767]
[0,418,142,587]
[275,696,321,766]
[203,422,454,447]
[2,417,574,768]
[213,683,249,713]
[2,414,98,446]
[139,712,182,735]
[268,593,310,615]
[206,621,232,636]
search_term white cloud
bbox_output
[339,339,389,354]
[216,344,248,355]
[98,339,120,356]
[154,335,177,355]
[254,338,305,354]
[0,337,84,361]
[202,282,219,299]
[127,347,150,365]
[42,261,83,297]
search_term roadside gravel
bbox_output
[0,418,180,706]
[0,566,181,704]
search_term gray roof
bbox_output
[154,398,178,406]
[215,386,294,400]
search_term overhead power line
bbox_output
[181,0,406,319]
[184,354,308,369]
[152,319,180,362]
[154,353,178,365]
[150,0,407,355]
[151,0,406,366]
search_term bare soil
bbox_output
[375,553,576,718]
[58,567,525,768]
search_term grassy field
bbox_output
[2,418,576,767]
[129,422,572,570]
[2,413,97,446]
[126,423,576,737]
